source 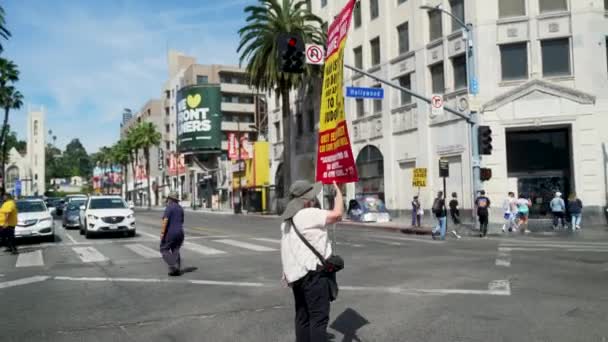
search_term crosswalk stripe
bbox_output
[15,250,44,267]
[183,242,226,255]
[125,244,161,258]
[501,243,608,249]
[72,247,108,263]
[214,239,277,252]
[251,238,281,244]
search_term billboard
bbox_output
[227,132,253,160]
[177,84,222,153]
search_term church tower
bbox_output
[26,106,46,195]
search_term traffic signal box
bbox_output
[277,33,305,73]
[478,125,493,155]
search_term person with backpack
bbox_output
[431,191,447,240]
[567,193,583,231]
[475,190,491,238]
[280,180,344,342]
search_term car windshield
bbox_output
[67,200,86,210]
[68,196,86,202]
[16,201,47,213]
[89,198,127,210]
[357,197,387,213]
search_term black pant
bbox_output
[478,214,489,236]
[552,211,565,228]
[450,209,460,225]
[160,232,184,272]
[1,227,16,251]
[292,271,331,342]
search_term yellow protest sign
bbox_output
[412,168,427,187]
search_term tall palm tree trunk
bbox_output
[0,106,10,192]
[280,82,292,199]
[144,147,151,210]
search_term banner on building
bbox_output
[177,84,222,153]
[168,153,186,177]
[315,0,359,184]
[227,132,252,160]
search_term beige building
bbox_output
[268,0,608,223]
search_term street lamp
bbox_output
[420,4,482,214]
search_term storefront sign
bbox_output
[412,168,427,187]
[177,85,222,153]
[315,0,359,184]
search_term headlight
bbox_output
[87,215,99,220]
[127,214,134,219]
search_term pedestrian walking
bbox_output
[411,196,422,228]
[475,190,491,238]
[448,192,461,225]
[431,191,447,240]
[280,180,344,342]
[567,193,583,231]
[501,192,517,232]
[550,191,566,230]
[160,191,185,276]
[516,194,531,233]
[0,192,19,254]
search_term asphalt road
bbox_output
[1,210,607,341]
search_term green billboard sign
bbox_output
[177,85,222,153]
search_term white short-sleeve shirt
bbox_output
[280,208,331,284]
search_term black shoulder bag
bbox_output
[290,219,344,301]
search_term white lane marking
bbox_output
[371,235,443,244]
[214,239,277,252]
[501,243,608,249]
[15,250,44,268]
[183,241,226,255]
[51,276,510,295]
[501,246,608,253]
[63,231,78,244]
[495,247,511,267]
[251,238,281,244]
[72,247,108,263]
[0,276,50,289]
[136,230,160,240]
[125,244,161,258]
[369,239,403,246]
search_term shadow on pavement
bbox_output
[330,308,370,342]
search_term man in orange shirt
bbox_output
[0,192,19,254]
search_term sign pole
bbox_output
[443,176,448,232]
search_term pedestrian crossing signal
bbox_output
[277,33,305,73]
[480,168,492,181]
[478,126,493,155]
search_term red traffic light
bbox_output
[288,38,297,47]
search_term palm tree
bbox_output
[0,86,22,191]
[237,0,324,198]
[0,6,11,53]
[125,129,139,201]
[112,140,130,198]
[0,58,19,152]
[132,122,161,209]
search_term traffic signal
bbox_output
[478,125,493,155]
[480,167,492,182]
[277,33,305,73]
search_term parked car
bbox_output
[79,196,136,238]
[15,199,55,241]
[66,194,87,203]
[347,196,391,223]
[62,198,86,229]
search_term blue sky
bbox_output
[2,0,254,153]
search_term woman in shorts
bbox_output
[516,194,532,233]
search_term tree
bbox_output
[112,140,130,198]
[237,0,324,198]
[132,122,161,209]
[63,139,92,178]
[0,6,11,53]
[125,129,138,200]
[0,58,19,158]
[0,85,22,191]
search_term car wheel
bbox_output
[46,234,56,243]
[85,227,92,239]
[128,230,136,238]
[79,221,85,235]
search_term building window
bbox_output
[296,114,303,136]
[398,74,412,105]
[165,90,170,99]
[541,38,571,77]
[147,109,151,116]
[307,110,315,132]
[321,0,327,7]
[275,122,281,141]
[373,85,382,113]
[370,37,381,66]
[33,120,38,136]
[539,0,567,13]
[166,141,170,150]
[499,0,526,18]
[354,2,361,28]
[356,99,364,118]
[430,63,445,94]
[197,75,208,84]
[449,0,465,32]
[429,10,443,41]
[165,107,170,116]
[500,42,528,80]
[165,124,170,133]
[398,0,407,4]
[605,0,608,10]
[452,55,467,89]
[370,0,379,20]
[397,22,410,55]
[354,46,363,69]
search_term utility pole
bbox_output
[235,118,243,214]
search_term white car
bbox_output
[15,199,55,242]
[79,196,136,238]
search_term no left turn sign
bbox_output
[305,44,325,65]
[431,94,444,117]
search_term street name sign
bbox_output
[345,86,384,99]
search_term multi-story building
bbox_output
[269,0,608,222]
